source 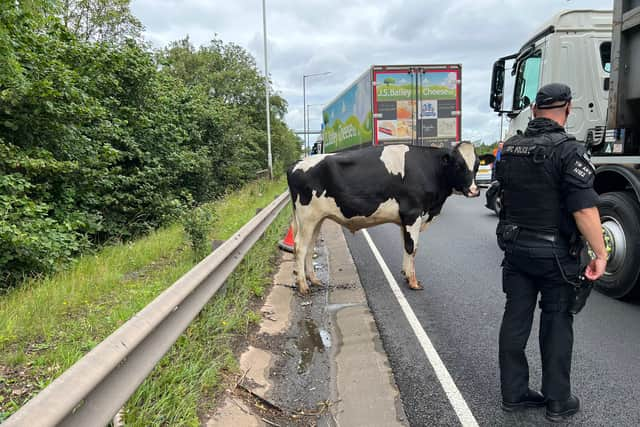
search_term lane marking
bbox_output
[362,229,479,427]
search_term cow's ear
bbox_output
[442,153,452,166]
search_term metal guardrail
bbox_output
[4,191,290,427]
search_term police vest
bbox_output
[497,132,571,233]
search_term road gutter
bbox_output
[325,221,408,426]
[207,221,407,426]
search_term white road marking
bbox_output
[361,229,479,427]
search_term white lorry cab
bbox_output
[490,4,640,299]
[490,9,613,143]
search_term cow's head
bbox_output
[446,142,480,197]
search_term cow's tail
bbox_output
[286,161,299,212]
[285,162,298,246]
[291,215,297,244]
[288,199,299,253]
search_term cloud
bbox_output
[131,0,614,143]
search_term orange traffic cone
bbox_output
[278,224,295,253]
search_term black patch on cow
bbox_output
[286,143,477,235]
[403,228,414,254]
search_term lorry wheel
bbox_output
[485,181,502,215]
[594,191,640,298]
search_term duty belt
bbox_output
[516,228,562,244]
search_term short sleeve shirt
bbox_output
[547,138,599,237]
[553,139,599,213]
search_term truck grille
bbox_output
[586,126,616,145]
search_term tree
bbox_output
[0,3,300,287]
[58,0,143,43]
[158,37,300,179]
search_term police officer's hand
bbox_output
[584,257,607,281]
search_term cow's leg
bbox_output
[294,223,312,295]
[293,211,321,295]
[406,215,436,278]
[305,219,324,286]
[401,215,423,290]
[400,227,412,279]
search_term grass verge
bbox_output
[0,177,290,424]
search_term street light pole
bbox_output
[307,104,311,155]
[302,71,330,157]
[302,76,306,156]
[306,104,323,154]
[262,0,273,179]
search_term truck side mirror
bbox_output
[490,59,506,112]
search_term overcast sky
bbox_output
[131,0,612,144]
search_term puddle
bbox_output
[295,319,325,374]
[319,329,331,348]
[326,302,360,312]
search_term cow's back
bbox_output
[288,147,400,218]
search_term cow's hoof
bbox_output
[297,282,310,295]
[308,277,323,287]
[408,282,424,291]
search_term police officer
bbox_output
[496,83,607,422]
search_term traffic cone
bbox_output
[278,224,295,253]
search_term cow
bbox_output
[286,142,480,295]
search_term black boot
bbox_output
[546,395,580,422]
[501,389,546,412]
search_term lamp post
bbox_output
[306,103,323,154]
[262,0,272,178]
[303,71,330,156]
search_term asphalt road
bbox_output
[343,193,640,427]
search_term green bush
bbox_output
[182,206,216,260]
[0,2,301,288]
[0,172,88,285]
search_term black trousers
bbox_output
[499,242,580,402]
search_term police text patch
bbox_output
[568,158,594,182]
[502,145,536,156]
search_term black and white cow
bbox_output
[286,142,480,294]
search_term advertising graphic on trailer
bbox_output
[322,65,461,153]
[322,72,372,153]
[375,69,459,147]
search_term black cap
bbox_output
[535,83,572,109]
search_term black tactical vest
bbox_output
[497,132,570,233]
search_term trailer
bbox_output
[489,2,640,298]
[322,64,462,153]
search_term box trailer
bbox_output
[322,64,462,153]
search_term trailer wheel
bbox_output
[594,191,640,298]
